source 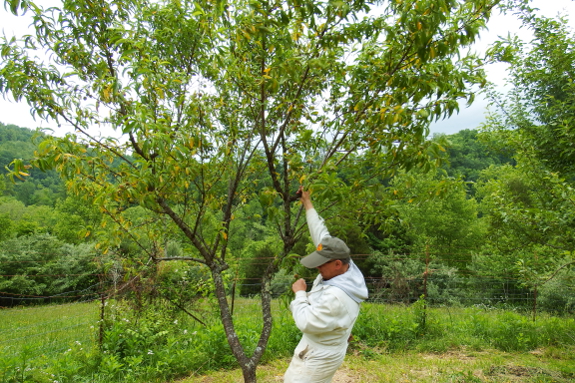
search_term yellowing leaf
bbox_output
[102,86,112,102]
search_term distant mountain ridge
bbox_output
[0,122,65,206]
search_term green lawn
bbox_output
[176,347,575,383]
[1,299,574,383]
[0,301,100,362]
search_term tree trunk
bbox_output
[212,266,262,382]
[242,364,258,383]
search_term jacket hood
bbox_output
[322,260,368,303]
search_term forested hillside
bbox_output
[1,122,570,313]
[440,129,515,184]
[0,123,65,205]
[0,123,102,303]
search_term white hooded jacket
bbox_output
[289,208,368,348]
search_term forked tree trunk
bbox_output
[242,365,258,383]
[211,266,274,383]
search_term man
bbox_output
[284,187,368,383]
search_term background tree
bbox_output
[1,0,498,381]
[391,168,485,263]
[480,2,575,298]
[440,128,514,186]
[0,233,100,307]
[487,3,575,180]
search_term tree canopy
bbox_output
[1,0,498,381]
[486,2,575,179]
[480,2,575,295]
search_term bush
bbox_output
[93,298,300,382]
[0,234,100,306]
[537,268,575,314]
[352,302,423,352]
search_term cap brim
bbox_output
[300,251,332,268]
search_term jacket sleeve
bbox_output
[306,208,331,247]
[289,289,346,335]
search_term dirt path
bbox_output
[178,349,575,383]
[273,369,359,382]
[330,369,360,383]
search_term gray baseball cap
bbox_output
[300,237,350,268]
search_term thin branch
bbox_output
[539,260,575,286]
[155,256,206,264]
[101,206,154,259]
[160,292,207,327]
[157,198,213,264]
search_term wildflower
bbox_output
[75,341,81,346]
[147,350,154,355]
[183,330,188,334]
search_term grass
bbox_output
[175,347,575,383]
[0,301,99,361]
[0,299,574,383]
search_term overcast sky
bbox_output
[429,0,575,135]
[1,0,574,137]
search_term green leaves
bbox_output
[486,8,575,180]
[478,4,575,282]
[5,0,27,15]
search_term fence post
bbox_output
[422,244,430,327]
[99,294,106,349]
[533,251,538,322]
[533,284,538,322]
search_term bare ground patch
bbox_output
[175,350,575,383]
[271,368,360,382]
[485,364,564,381]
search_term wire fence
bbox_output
[1,249,574,366]
[0,281,104,307]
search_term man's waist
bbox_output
[302,333,348,350]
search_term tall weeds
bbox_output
[1,300,574,383]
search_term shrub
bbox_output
[537,268,575,314]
